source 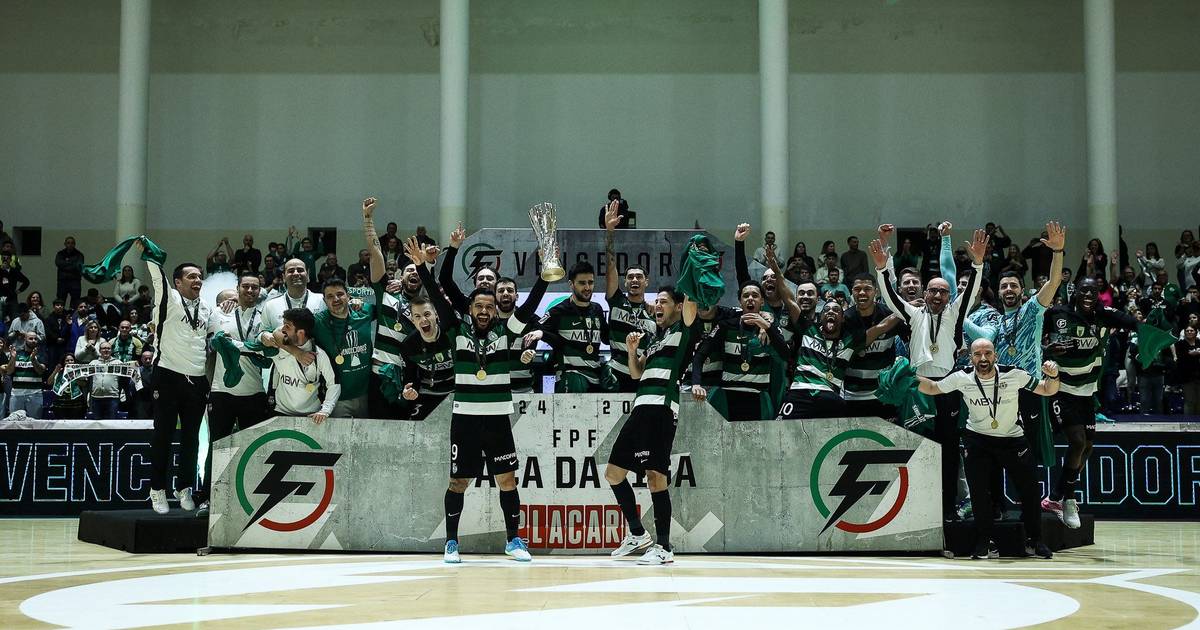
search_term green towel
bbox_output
[377,363,407,402]
[82,235,168,283]
[1136,321,1176,370]
[211,331,273,388]
[677,233,725,309]
[874,357,937,435]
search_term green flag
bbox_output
[210,331,273,388]
[82,235,168,283]
[874,357,937,435]
[677,234,725,309]
[1135,321,1176,370]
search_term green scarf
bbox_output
[211,331,274,388]
[377,362,407,402]
[874,357,937,435]
[677,234,725,309]
[82,235,168,283]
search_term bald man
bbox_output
[918,339,1060,560]
[261,258,326,331]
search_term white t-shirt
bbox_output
[936,366,1039,438]
[260,290,326,331]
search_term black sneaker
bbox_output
[1025,539,1053,559]
[972,540,999,560]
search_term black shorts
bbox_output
[608,404,677,476]
[1048,392,1096,439]
[777,389,849,420]
[450,413,519,479]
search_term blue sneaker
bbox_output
[505,537,532,562]
[443,540,461,564]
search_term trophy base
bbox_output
[540,268,566,282]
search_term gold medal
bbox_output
[585,344,594,355]
[334,355,344,365]
[1007,346,1017,357]
[476,369,487,381]
[825,371,834,381]
[741,361,750,372]
[930,343,940,354]
[305,383,316,393]
[991,419,999,429]
[393,323,404,331]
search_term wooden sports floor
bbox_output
[1,519,1197,629]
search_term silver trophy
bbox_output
[528,202,566,282]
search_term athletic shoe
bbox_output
[1041,497,1065,523]
[505,537,532,562]
[610,531,654,558]
[150,489,169,514]
[971,540,999,560]
[443,540,461,564]
[637,544,675,565]
[1062,499,1082,529]
[174,488,196,511]
[1025,539,1053,559]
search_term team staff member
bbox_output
[606,286,699,565]
[202,272,266,512]
[257,308,340,422]
[407,237,548,564]
[136,240,211,515]
[261,258,326,331]
[870,224,988,522]
[540,261,609,392]
[918,339,1059,560]
[604,201,656,392]
[690,281,789,421]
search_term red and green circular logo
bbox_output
[236,429,340,532]
[809,429,914,535]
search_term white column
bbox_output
[116,0,151,242]
[759,0,790,250]
[1085,0,1118,258]
[439,0,469,242]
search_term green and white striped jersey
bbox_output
[843,304,900,401]
[1043,304,1136,396]
[372,284,418,371]
[541,300,609,387]
[692,312,788,394]
[789,320,866,396]
[399,331,455,395]
[10,350,43,390]
[606,289,656,379]
[634,319,698,414]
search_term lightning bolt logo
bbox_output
[235,430,343,533]
[461,243,502,281]
[819,449,915,534]
[244,450,342,531]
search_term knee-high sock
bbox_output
[444,490,465,542]
[651,489,672,551]
[610,480,645,536]
[499,489,522,540]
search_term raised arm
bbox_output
[437,223,470,313]
[511,274,550,331]
[408,237,459,330]
[864,314,902,346]
[734,223,752,287]
[869,237,917,323]
[764,248,802,323]
[1036,221,1067,308]
[690,325,720,387]
[362,197,386,283]
[938,222,957,302]
[603,200,621,300]
[626,332,648,379]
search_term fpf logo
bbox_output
[461,242,502,281]
[236,430,342,532]
[810,429,915,535]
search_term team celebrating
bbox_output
[137,192,1155,564]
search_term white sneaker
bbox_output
[174,488,196,511]
[610,531,653,558]
[636,544,674,565]
[1063,499,1082,529]
[443,540,461,564]
[150,489,169,514]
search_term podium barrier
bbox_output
[208,396,943,554]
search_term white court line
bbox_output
[0,554,400,586]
